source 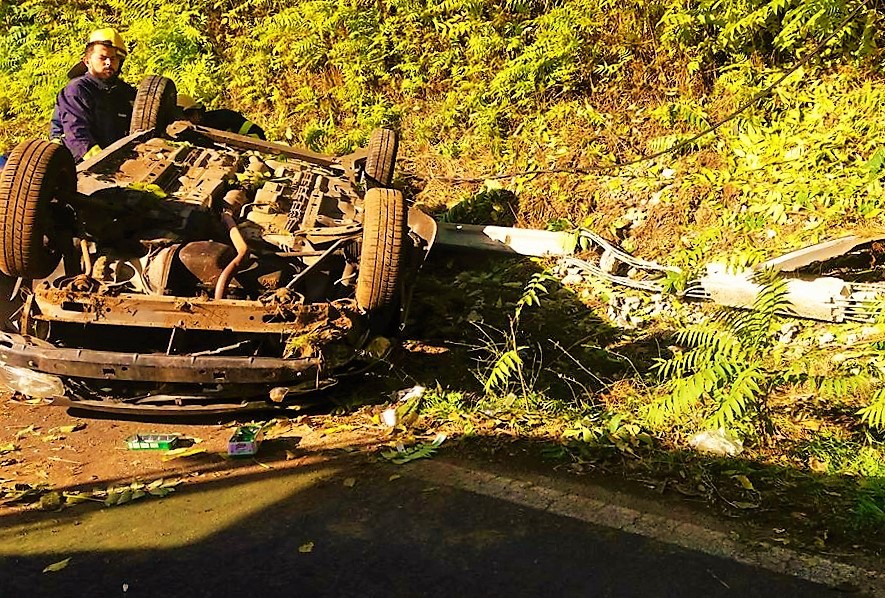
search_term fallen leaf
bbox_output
[15,425,37,439]
[53,423,86,434]
[0,443,17,454]
[388,474,401,482]
[380,442,439,465]
[733,475,755,491]
[39,491,63,511]
[161,446,207,461]
[320,424,353,436]
[62,492,91,505]
[298,542,314,553]
[808,456,829,474]
[42,558,70,573]
[343,477,356,488]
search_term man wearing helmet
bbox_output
[50,29,136,162]
[177,94,266,140]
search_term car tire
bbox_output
[0,140,76,279]
[357,188,405,327]
[364,128,398,188]
[130,75,177,136]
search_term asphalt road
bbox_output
[0,455,841,598]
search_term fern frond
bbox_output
[858,388,885,430]
[709,365,764,428]
[484,347,525,392]
[817,372,874,400]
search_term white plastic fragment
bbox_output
[688,428,743,457]
[392,385,425,404]
[0,364,66,399]
[381,408,398,427]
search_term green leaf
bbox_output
[42,558,71,573]
[733,474,755,491]
[52,423,85,434]
[162,446,207,461]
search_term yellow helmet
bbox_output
[177,94,204,112]
[88,28,127,57]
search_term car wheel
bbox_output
[130,75,177,136]
[357,188,405,328]
[364,128,398,188]
[0,140,76,279]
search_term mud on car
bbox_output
[0,76,436,414]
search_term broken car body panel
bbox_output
[436,224,885,324]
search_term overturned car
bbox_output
[0,76,436,414]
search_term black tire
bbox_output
[130,75,177,136]
[0,140,76,279]
[364,128,398,188]
[356,188,405,318]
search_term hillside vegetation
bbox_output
[2,0,885,543]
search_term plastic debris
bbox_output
[0,364,65,399]
[381,408,398,427]
[392,385,426,403]
[126,434,180,450]
[688,429,743,457]
[228,425,262,456]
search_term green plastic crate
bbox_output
[126,434,181,450]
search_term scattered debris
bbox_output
[0,443,17,454]
[383,385,426,428]
[50,423,86,435]
[101,479,182,506]
[381,433,447,465]
[227,426,262,456]
[380,407,398,427]
[260,418,311,440]
[298,542,314,553]
[15,425,38,439]
[0,365,65,399]
[688,429,744,457]
[3,478,183,510]
[42,558,71,573]
[556,230,885,324]
[126,434,181,450]
[161,446,207,461]
[0,483,47,505]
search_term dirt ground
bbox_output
[0,394,389,506]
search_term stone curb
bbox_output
[410,460,883,596]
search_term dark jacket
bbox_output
[51,73,136,161]
[202,109,266,140]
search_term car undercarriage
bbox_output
[0,76,436,414]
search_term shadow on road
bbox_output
[0,436,848,598]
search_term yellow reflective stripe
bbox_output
[83,145,102,159]
[238,120,255,136]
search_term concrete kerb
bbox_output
[409,460,884,595]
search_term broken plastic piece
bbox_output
[688,429,743,457]
[0,364,65,399]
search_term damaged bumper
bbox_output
[0,332,322,385]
